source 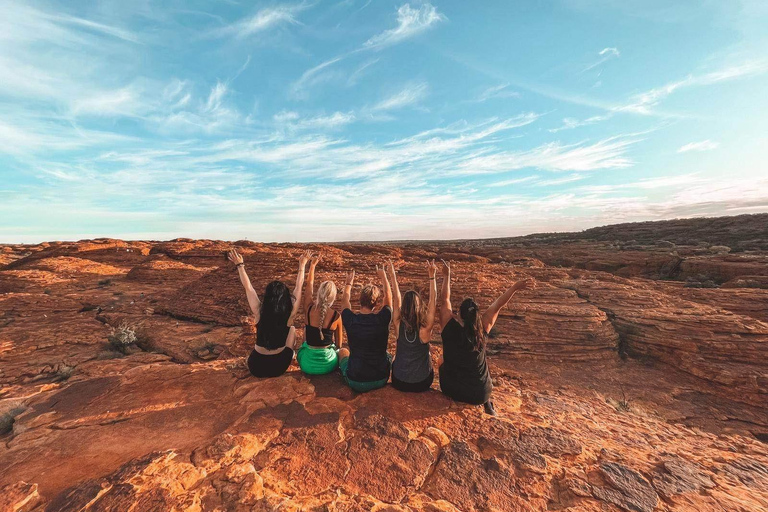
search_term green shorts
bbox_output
[297,342,339,375]
[339,353,392,393]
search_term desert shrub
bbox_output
[616,386,632,412]
[98,279,112,287]
[108,322,138,354]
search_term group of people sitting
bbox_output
[227,249,536,415]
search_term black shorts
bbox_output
[391,369,434,392]
[247,347,294,378]
[438,364,492,405]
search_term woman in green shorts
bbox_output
[297,254,344,374]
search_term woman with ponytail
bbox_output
[437,260,536,415]
[297,254,344,375]
[227,248,311,378]
[387,259,438,392]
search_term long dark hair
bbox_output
[256,280,293,349]
[459,298,485,352]
[401,290,423,336]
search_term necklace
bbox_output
[404,327,418,343]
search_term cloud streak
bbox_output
[215,5,303,39]
[363,3,446,49]
[678,140,719,153]
[371,81,429,111]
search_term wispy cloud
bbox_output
[274,110,356,131]
[371,81,429,111]
[363,3,446,49]
[549,115,610,133]
[583,47,620,72]
[476,84,520,102]
[678,140,719,153]
[290,57,345,99]
[454,136,638,174]
[291,2,446,98]
[618,60,768,115]
[215,5,303,39]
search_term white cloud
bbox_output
[476,84,521,102]
[618,60,768,115]
[363,3,446,49]
[372,82,429,111]
[70,85,146,117]
[455,136,638,174]
[274,111,356,131]
[289,57,345,99]
[532,174,586,187]
[204,82,228,112]
[549,114,610,132]
[216,5,302,39]
[677,140,719,153]
[583,47,620,72]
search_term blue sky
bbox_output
[1,0,767,242]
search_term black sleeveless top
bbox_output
[256,322,291,350]
[305,304,339,347]
[439,318,492,403]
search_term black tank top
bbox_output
[256,322,290,350]
[305,304,339,347]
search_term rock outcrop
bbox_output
[1,215,767,511]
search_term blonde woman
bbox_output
[297,254,344,375]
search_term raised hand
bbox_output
[514,278,537,292]
[427,259,438,279]
[386,259,397,276]
[310,253,322,268]
[376,264,387,281]
[299,250,312,267]
[440,259,451,277]
[227,249,244,266]
[345,270,355,286]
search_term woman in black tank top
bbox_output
[436,259,537,415]
[227,249,312,378]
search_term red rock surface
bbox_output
[1,215,768,511]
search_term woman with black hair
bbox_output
[437,260,536,415]
[387,259,438,392]
[227,248,311,378]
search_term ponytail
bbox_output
[459,298,485,352]
[315,280,338,329]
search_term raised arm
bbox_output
[422,260,438,343]
[482,277,537,334]
[303,253,321,314]
[438,259,453,329]
[377,264,392,310]
[288,250,311,325]
[228,249,261,321]
[341,270,355,312]
[386,260,401,327]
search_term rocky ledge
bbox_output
[1,215,767,511]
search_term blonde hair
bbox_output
[315,280,337,328]
[359,284,380,309]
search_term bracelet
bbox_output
[429,277,436,280]
[236,263,244,268]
